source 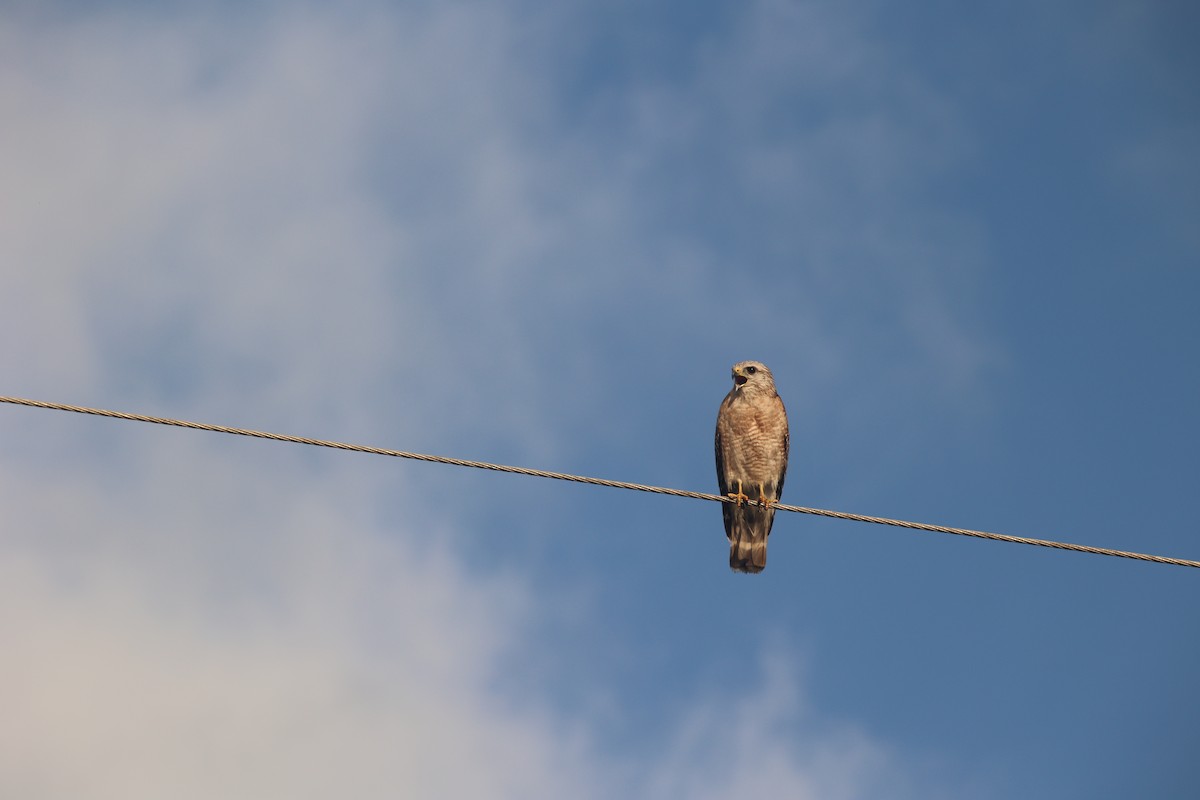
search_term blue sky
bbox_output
[1,1,1197,797]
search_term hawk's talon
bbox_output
[727,480,751,506]
[756,483,775,510]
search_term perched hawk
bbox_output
[715,361,789,573]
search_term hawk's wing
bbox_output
[714,416,735,537]
[775,400,790,498]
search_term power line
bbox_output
[2,395,1197,569]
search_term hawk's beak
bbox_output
[733,370,748,387]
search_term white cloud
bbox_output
[0,3,563,448]
[4,0,999,456]
[0,444,589,800]
[0,432,932,799]
[643,651,898,800]
[0,3,983,797]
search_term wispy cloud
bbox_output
[0,2,990,797]
[0,433,955,798]
[0,444,585,799]
[643,650,896,800]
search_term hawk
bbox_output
[715,360,789,573]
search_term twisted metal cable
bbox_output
[3,395,1196,569]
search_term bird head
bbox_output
[730,361,776,394]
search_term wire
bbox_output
[2,395,1197,569]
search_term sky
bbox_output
[1,1,1197,797]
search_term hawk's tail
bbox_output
[729,537,767,573]
[726,505,773,574]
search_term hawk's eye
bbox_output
[746,366,757,374]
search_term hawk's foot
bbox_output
[756,483,776,509]
[727,480,751,506]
